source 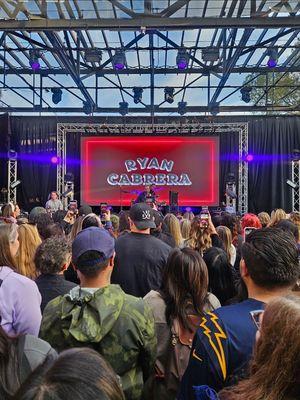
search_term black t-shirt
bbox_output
[111,232,171,297]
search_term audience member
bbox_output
[52,210,67,224]
[180,218,191,241]
[164,213,184,247]
[0,224,42,336]
[111,203,171,297]
[35,212,54,240]
[257,211,270,228]
[219,295,300,400]
[216,225,236,266]
[241,213,262,230]
[35,237,76,312]
[68,215,84,241]
[42,222,65,239]
[179,228,300,397]
[1,202,20,222]
[15,223,42,279]
[144,248,220,400]
[13,348,124,400]
[110,213,120,238]
[81,213,102,229]
[0,326,56,398]
[203,247,237,305]
[277,219,299,245]
[40,226,156,400]
[118,210,131,235]
[289,211,300,237]
[78,204,93,217]
[28,206,47,224]
[151,210,176,247]
[269,208,286,226]
[183,211,194,221]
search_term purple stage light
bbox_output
[29,60,40,71]
[245,154,254,162]
[51,156,59,164]
[176,49,189,70]
[177,60,188,70]
[267,58,277,68]
[114,62,125,70]
[185,207,192,212]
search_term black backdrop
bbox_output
[1,113,299,213]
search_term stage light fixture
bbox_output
[267,47,278,68]
[202,47,220,62]
[208,101,220,116]
[240,86,252,103]
[64,172,74,183]
[226,172,236,183]
[178,101,187,115]
[8,150,17,160]
[51,156,59,165]
[29,49,41,71]
[176,49,189,70]
[84,48,102,63]
[10,180,21,190]
[286,179,298,190]
[113,49,126,70]
[164,87,175,104]
[133,87,143,104]
[292,148,300,161]
[119,101,129,116]
[51,88,62,104]
[83,100,94,115]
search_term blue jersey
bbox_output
[178,298,265,399]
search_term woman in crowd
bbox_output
[68,215,84,241]
[0,224,42,336]
[118,210,131,236]
[14,348,125,400]
[164,213,184,247]
[81,213,102,230]
[257,212,270,228]
[182,211,194,221]
[180,219,191,241]
[216,225,236,266]
[289,211,300,239]
[240,213,262,231]
[203,247,237,306]
[144,248,220,400]
[219,295,300,400]
[15,223,42,279]
[0,326,56,398]
[269,208,286,227]
[1,202,20,222]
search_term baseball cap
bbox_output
[78,204,93,216]
[72,226,115,263]
[129,203,156,230]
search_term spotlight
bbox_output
[208,101,220,116]
[64,172,74,183]
[292,149,300,161]
[84,48,102,63]
[178,101,187,115]
[113,49,126,70]
[83,100,94,115]
[267,47,278,68]
[10,180,21,190]
[51,88,62,104]
[29,49,41,71]
[286,179,298,190]
[240,86,252,103]
[51,156,59,165]
[8,150,17,160]
[202,47,220,62]
[245,154,254,162]
[226,173,235,183]
[133,87,143,104]
[176,49,189,70]
[119,102,129,116]
[164,87,175,104]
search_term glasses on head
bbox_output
[250,309,264,330]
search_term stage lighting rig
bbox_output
[292,149,300,161]
[83,100,94,115]
[8,150,17,160]
[113,49,126,70]
[176,49,189,70]
[178,101,187,115]
[267,47,278,68]
[240,86,252,103]
[202,47,220,62]
[164,87,175,104]
[84,49,102,63]
[133,87,143,104]
[10,180,21,190]
[51,88,62,104]
[119,102,129,116]
[29,49,41,71]
[208,102,220,116]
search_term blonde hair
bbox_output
[216,225,233,261]
[164,213,183,247]
[180,219,191,240]
[186,217,212,255]
[15,224,42,279]
[269,209,286,227]
[258,212,270,228]
[289,212,300,240]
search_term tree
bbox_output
[243,71,300,109]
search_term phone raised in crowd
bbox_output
[200,206,209,227]
[100,202,108,222]
[244,226,257,240]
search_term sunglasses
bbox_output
[250,309,264,330]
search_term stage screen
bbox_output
[81,136,219,206]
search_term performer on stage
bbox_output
[135,185,156,204]
[45,191,63,212]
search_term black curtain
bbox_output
[9,115,300,213]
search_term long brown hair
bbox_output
[0,224,18,270]
[219,295,300,400]
[216,225,233,261]
[15,224,42,279]
[161,248,208,331]
[185,216,212,255]
[68,216,84,242]
[164,213,183,247]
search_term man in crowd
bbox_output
[111,203,171,297]
[179,228,300,398]
[45,191,63,213]
[40,226,156,400]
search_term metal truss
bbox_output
[292,160,300,212]
[56,122,248,213]
[7,158,17,204]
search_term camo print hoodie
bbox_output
[40,284,157,400]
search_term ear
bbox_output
[240,258,249,279]
[107,252,116,269]
[71,261,77,271]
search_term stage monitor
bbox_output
[81,136,219,206]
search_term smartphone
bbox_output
[200,206,209,227]
[244,226,257,240]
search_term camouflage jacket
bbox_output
[40,284,157,400]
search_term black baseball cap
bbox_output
[129,203,156,230]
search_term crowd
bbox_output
[0,199,299,400]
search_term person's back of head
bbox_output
[35,213,54,240]
[13,347,125,400]
[161,247,208,330]
[81,213,102,230]
[52,210,67,223]
[163,213,183,246]
[241,213,262,230]
[257,212,270,228]
[203,247,236,305]
[43,223,65,240]
[78,204,93,217]
[0,223,18,269]
[219,295,300,400]
[35,237,71,275]
[277,219,299,243]
[28,207,47,224]
[180,218,191,240]
[68,215,84,241]
[110,214,120,235]
[1,203,14,218]
[220,213,238,237]
[187,217,212,254]
[118,210,130,234]
[241,228,300,291]
[182,211,194,221]
[269,208,286,227]
[216,225,233,261]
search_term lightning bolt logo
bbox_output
[200,312,227,381]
